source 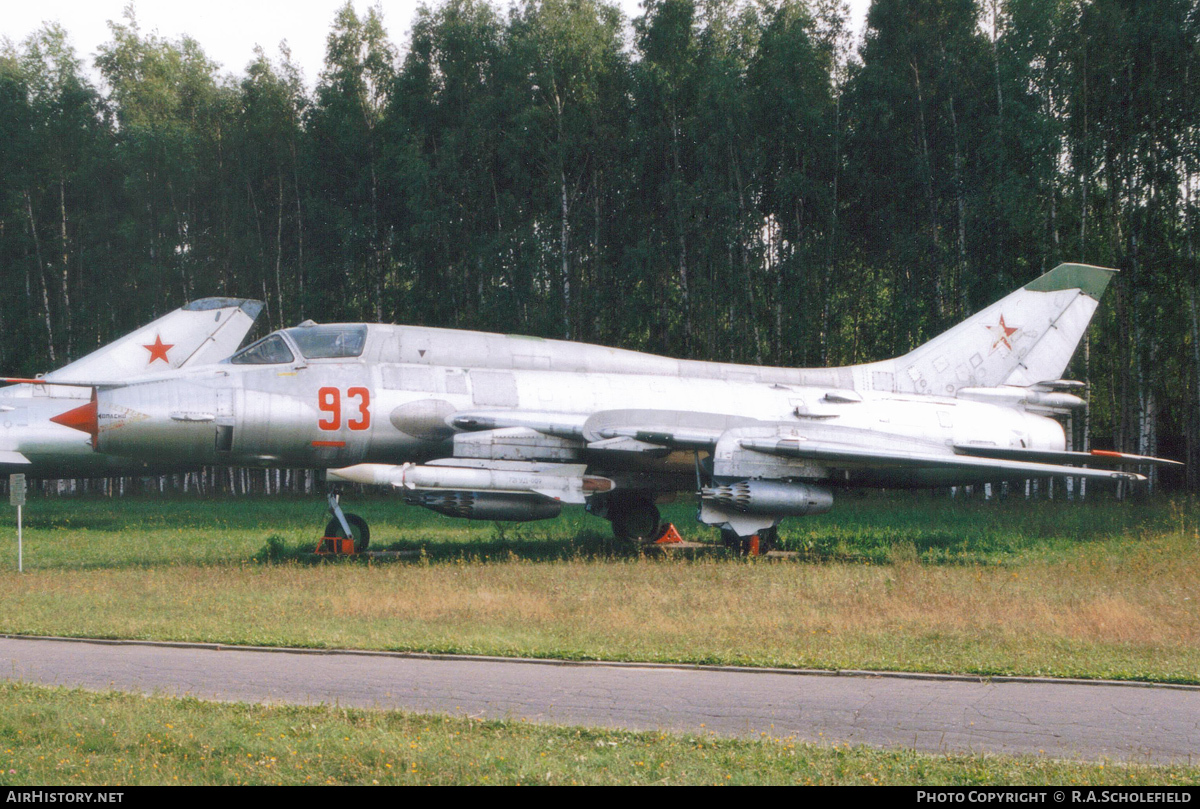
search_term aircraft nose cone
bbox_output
[50,390,98,448]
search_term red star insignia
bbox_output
[143,334,174,365]
[987,315,1019,352]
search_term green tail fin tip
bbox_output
[1023,263,1117,299]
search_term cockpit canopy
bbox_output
[286,325,367,359]
[229,325,368,365]
[230,334,293,365]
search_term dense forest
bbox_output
[1,0,1197,490]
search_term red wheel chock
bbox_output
[316,537,357,555]
[653,523,684,544]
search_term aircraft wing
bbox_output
[451,408,1149,483]
[0,376,128,389]
[952,445,1182,467]
[741,437,1146,483]
[451,408,750,451]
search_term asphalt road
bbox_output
[0,636,1195,764]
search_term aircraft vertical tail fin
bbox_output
[862,264,1116,396]
[42,298,264,383]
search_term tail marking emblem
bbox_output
[987,315,1018,352]
[143,334,174,364]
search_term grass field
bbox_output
[0,682,1194,786]
[0,491,1195,683]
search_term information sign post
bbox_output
[10,474,26,572]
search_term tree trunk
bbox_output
[275,173,285,323]
[58,179,73,359]
[911,61,943,320]
[1189,283,1200,490]
[561,164,571,339]
[24,189,56,366]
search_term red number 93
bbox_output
[318,387,370,431]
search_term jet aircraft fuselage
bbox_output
[65,264,1178,544]
[92,323,1068,489]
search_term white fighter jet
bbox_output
[0,298,262,478]
[56,263,1179,549]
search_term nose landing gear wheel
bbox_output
[324,512,370,553]
[756,526,779,554]
[721,526,778,555]
[721,528,747,554]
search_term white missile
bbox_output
[327,463,404,487]
[956,385,1086,410]
[328,462,611,504]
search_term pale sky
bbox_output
[0,0,871,88]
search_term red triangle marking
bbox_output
[50,393,97,447]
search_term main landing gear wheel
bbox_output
[325,512,370,553]
[610,497,661,543]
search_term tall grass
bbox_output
[0,492,1196,682]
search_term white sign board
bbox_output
[9,474,25,507]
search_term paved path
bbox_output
[0,636,1195,764]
